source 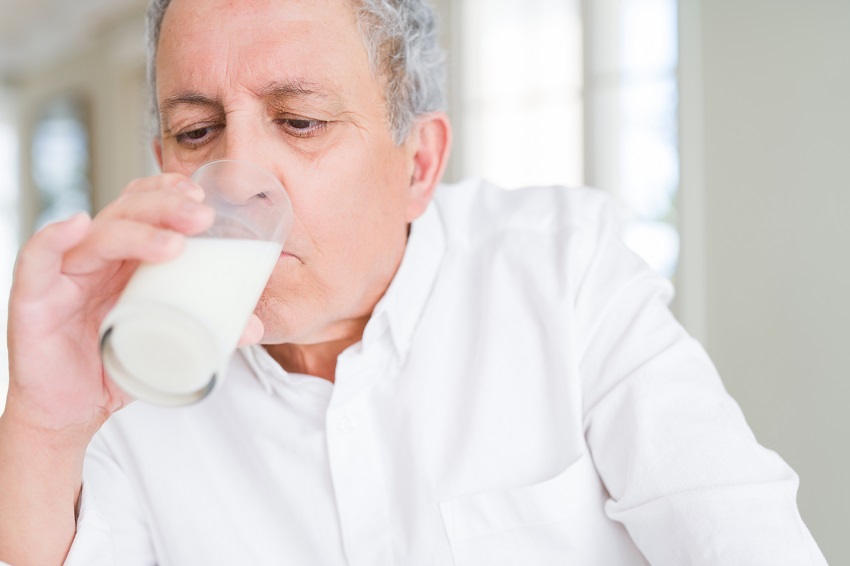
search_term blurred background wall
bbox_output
[697,2,849,561]
[0,0,847,562]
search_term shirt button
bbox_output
[338,416,356,435]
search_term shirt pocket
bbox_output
[438,453,603,566]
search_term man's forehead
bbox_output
[156,0,368,104]
[159,0,357,57]
[162,0,358,34]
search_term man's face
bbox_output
[155,0,421,344]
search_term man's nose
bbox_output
[208,124,289,202]
[213,120,289,184]
[218,123,267,163]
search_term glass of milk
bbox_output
[99,160,293,405]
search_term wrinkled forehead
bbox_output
[155,0,372,101]
[159,0,361,41]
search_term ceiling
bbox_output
[0,0,147,81]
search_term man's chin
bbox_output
[254,312,324,347]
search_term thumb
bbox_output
[13,212,92,300]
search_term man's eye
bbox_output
[175,126,217,148]
[278,118,327,137]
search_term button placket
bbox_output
[325,346,397,566]
[337,415,357,435]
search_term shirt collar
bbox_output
[239,197,445,387]
[239,342,276,395]
[368,198,446,362]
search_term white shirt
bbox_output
[61,180,825,566]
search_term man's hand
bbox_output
[4,174,215,434]
[0,173,223,566]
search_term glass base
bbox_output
[100,303,221,406]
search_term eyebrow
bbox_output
[160,92,220,112]
[258,79,346,113]
[159,79,345,127]
[159,93,222,132]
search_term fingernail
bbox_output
[176,181,197,191]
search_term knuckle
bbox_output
[94,222,143,259]
[86,222,113,251]
[160,172,192,189]
[149,193,187,223]
[161,192,199,221]
[143,223,164,241]
[95,218,136,247]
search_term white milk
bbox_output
[100,237,282,404]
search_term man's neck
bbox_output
[263,224,411,382]
[262,315,370,383]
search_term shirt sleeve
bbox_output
[574,195,827,565]
[62,432,157,566]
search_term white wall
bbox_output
[695,1,850,562]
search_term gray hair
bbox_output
[145,0,446,145]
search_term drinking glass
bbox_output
[100,160,293,405]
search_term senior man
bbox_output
[0,0,827,565]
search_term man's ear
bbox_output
[406,112,452,222]
[152,138,164,171]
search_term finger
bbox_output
[122,173,205,201]
[62,219,186,275]
[13,213,92,299]
[100,190,215,235]
[237,314,265,347]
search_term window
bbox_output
[451,0,680,278]
[613,0,680,278]
[455,0,584,189]
[31,96,92,230]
